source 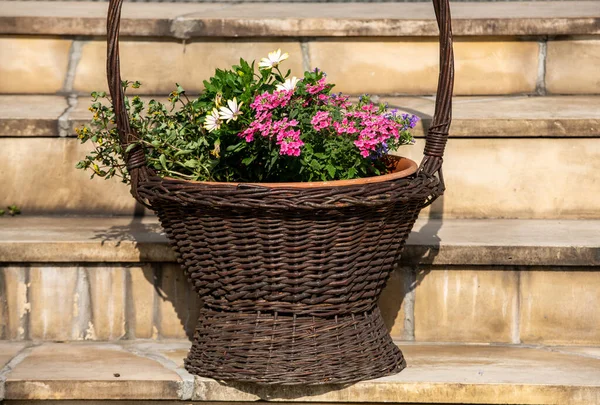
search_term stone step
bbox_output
[1,216,599,345]
[0,1,599,95]
[1,94,599,218]
[1,340,599,403]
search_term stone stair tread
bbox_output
[1,216,599,266]
[2,94,600,138]
[1,341,599,403]
[1,1,599,37]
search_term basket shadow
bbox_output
[91,205,198,341]
[379,196,444,336]
[218,380,354,399]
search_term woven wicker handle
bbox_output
[421,0,454,177]
[106,0,454,185]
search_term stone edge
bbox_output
[1,2,600,38]
[1,240,599,267]
[1,342,599,403]
[2,95,600,138]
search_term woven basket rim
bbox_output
[161,155,418,189]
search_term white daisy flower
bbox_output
[218,97,244,123]
[203,108,221,133]
[259,49,289,70]
[276,76,300,91]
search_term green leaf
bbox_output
[309,160,322,170]
[326,164,336,178]
[159,154,168,171]
[174,149,192,157]
[226,142,245,153]
[241,155,256,166]
[183,159,197,168]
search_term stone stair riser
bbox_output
[2,264,599,345]
[1,137,599,218]
[1,35,599,96]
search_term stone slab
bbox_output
[310,40,539,95]
[2,342,600,403]
[1,217,599,267]
[1,1,599,37]
[0,37,71,94]
[0,267,29,340]
[388,95,600,137]
[414,268,519,343]
[520,270,600,345]
[0,342,26,369]
[0,138,139,215]
[3,343,184,400]
[5,95,600,137]
[123,341,191,369]
[547,38,600,94]
[0,96,66,136]
[72,40,304,95]
[12,137,600,217]
[192,344,600,404]
[398,137,600,219]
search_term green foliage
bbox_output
[0,205,21,216]
[75,53,416,184]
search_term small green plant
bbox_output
[0,205,21,216]
[76,50,418,184]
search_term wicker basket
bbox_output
[106,0,454,385]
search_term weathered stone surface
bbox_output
[387,95,600,137]
[0,216,170,263]
[398,138,600,219]
[87,266,127,340]
[73,40,303,94]
[127,265,157,339]
[414,268,518,343]
[0,271,5,338]
[0,37,71,93]
[74,40,185,95]
[405,218,600,266]
[28,266,83,341]
[4,136,600,217]
[125,341,191,369]
[193,344,600,404]
[550,346,600,358]
[4,343,183,400]
[309,40,538,95]
[183,40,303,91]
[378,267,410,340]
[155,264,201,339]
[4,94,598,138]
[0,342,26,369]
[1,341,600,403]
[0,267,29,340]
[2,217,600,267]
[0,95,66,136]
[547,38,600,94]
[520,270,600,345]
[1,2,599,37]
[0,138,137,215]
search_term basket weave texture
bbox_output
[106,0,454,385]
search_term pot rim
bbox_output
[163,155,418,189]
